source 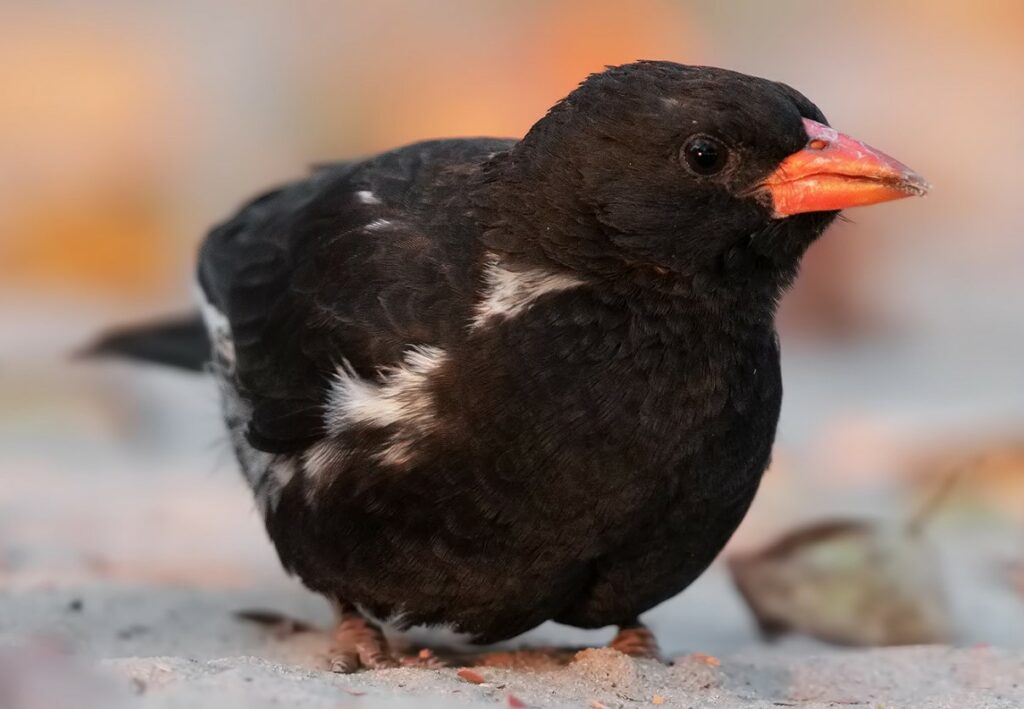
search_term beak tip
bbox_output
[898,172,931,197]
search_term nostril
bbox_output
[808,139,829,151]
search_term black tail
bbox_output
[80,314,210,372]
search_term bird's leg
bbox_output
[608,620,661,660]
[327,601,399,673]
[326,601,447,671]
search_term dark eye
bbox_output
[681,135,729,176]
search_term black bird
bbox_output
[89,61,928,671]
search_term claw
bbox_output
[328,648,362,674]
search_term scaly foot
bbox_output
[608,621,661,660]
[327,603,399,673]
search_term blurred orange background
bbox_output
[3,1,1022,323]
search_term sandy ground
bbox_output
[4,581,1024,708]
[2,332,1024,707]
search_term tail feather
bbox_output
[80,314,210,372]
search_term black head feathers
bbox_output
[484,61,839,290]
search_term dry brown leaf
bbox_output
[728,520,951,646]
[652,695,666,705]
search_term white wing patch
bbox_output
[301,438,351,503]
[196,283,235,369]
[326,346,444,433]
[471,255,582,329]
[315,346,447,478]
[198,283,298,515]
[213,365,297,516]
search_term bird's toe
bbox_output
[608,622,662,660]
[329,603,399,672]
[327,646,362,674]
[355,641,400,670]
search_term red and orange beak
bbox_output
[763,118,929,218]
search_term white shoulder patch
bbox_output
[471,255,583,329]
[320,346,447,471]
[354,190,381,205]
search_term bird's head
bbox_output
[494,61,928,295]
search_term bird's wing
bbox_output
[198,139,511,454]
